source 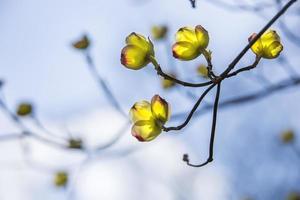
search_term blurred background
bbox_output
[0,0,300,199]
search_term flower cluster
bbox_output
[120,25,284,142]
[249,30,283,59]
[129,95,170,142]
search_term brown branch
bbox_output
[84,51,128,117]
[149,56,214,87]
[172,77,300,121]
[189,0,196,8]
[220,0,297,78]
[163,83,217,132]
[184,82,222,167]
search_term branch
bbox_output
[149,56,213,87]
[184,82,221,167]
[189,0,196,8]
[220,0,297,78]
[85,51,128,117]
[163,83,216,132]
[172,77,300,121]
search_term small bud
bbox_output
[16,102,33,117]
[281,130,295,144]
[287,192,300,200]
[183,154,189,162]
[161,73,176,89]
[197,64,209,78]
[0,79,4,88]
[68,138,83,149]
[151,25,168,40]
[72,34,90,50]
[54,171,68,187]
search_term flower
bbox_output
[121,33,154,70]
[249,30,283,59]
[172,25,209,61]
[129,95,170,142]
[151,25,168,40]
[16,102,33,116]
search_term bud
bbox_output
[161,73,176,89]
[121,33,155,70]
[72,34,90,50]
[172,25,209,61]
[281,130,295,144]
[183,154,189,162]
[54,171,68,187]
[16,102,33,116]
[151,25,168,40]
[0,79,4,88]
[68,138,83,149]
[129,95,170,142]
[197,64,208,78]
[287,192,300,200]
[249,30,283,59]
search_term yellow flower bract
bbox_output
[249,30,283,59]
[121,33,154,70]
[172,25,209,61]
[130,95,170,142]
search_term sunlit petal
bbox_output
[195,25,209,49]
[131,119,162,142]
[151,95,170,124]
[121,45,148,69]
[172,41,199,60]
[175,27,198,43]
[129,100,152,123]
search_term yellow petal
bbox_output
[126,32,153,53]
[195,25,209,49]
[121,45,149,69]
[261,30,280,47]
[263,41,283,59]
[151,95,170,124]
[249,33,264,56]
[175,27,198,43]
[129,100,153,123]
[172,41,199,60]
[131,119,162,142]
[249,30,283,59]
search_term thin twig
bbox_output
[85,51,127,117]
[163,83,216,132]
[184,82,221,167]
[149,56,213,87]
[172,77,300,121]
[220,0,297,78]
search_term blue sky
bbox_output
[0,0,300,199]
